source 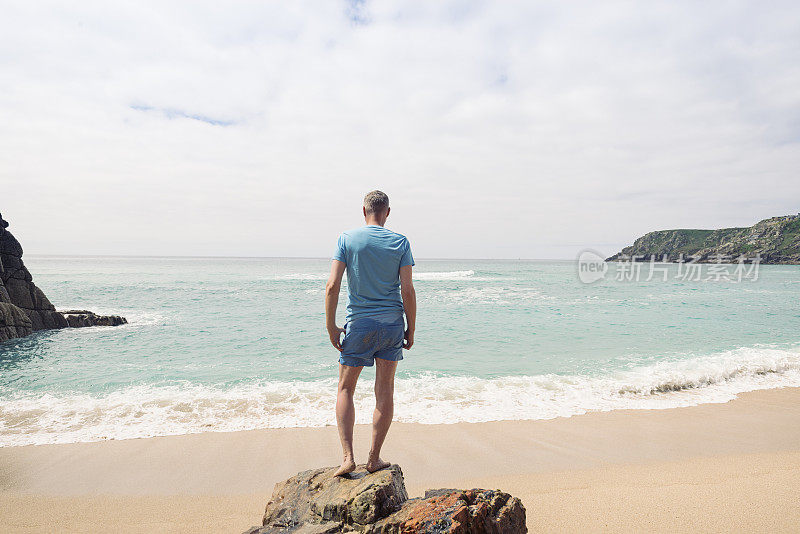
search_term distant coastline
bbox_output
[607,214,800,264]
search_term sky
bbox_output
[1,1,799,259]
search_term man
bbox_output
[325,190,416,476]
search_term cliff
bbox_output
[606,214,800,263]
[244,464,526,533]
[0,212,126,342]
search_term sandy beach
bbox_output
[2,386,800,533]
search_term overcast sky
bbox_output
[1,1,798,259]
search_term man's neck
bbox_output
[364,218,385,227]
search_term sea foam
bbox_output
[414,270,476,280]
[272,270,483,281]
[1,344,798,447]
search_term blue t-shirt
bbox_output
[332,225,414,321]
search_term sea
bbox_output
[1,256,799,447]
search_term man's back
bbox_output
[325,190,416,477]
[333,225,414,321]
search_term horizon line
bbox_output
[25,253,579,262]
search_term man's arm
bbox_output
[325,260,347,351]
[399,265,416,350]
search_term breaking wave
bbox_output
[2,344,799,447]
[272,273,328,280]
[414,270,476,280]
[270,270,500,282]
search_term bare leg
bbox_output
[366,358,397,473]
[334,363,363,476]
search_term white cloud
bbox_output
[1,0,799,258]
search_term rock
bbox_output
[0,252,23,274]
[0,302,33,342]
[4,277,34,309]
[367,488,527,534]
[258,464,407,532]
[607,213,800,264]
[41,310,70,329]
[0,224,23,259]
[60,310,127,328]
[246,465,526,534]
[0,283,10,303]
[0,212,127,343]
[30,285,54,310]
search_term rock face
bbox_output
[0,212,127,342]
[607,213,800,264]
[245,465,526,534]
[0,302,33,342]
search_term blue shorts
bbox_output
[339,316,405,367]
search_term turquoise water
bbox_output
[1,256,799,446]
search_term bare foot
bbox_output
[333,458,356,477]
[365,457,390,473]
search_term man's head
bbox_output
[363,190,390,225]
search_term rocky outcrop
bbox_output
[245,465,526,534]
[61,310,127,327]
[0,212,127,342]
[607,213,800,264]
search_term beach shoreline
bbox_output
[2,386,800,532]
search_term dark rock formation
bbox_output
[0,212,127,342]
[245,465,526,534]
[61,310,127,327]
[607,213,800,264]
